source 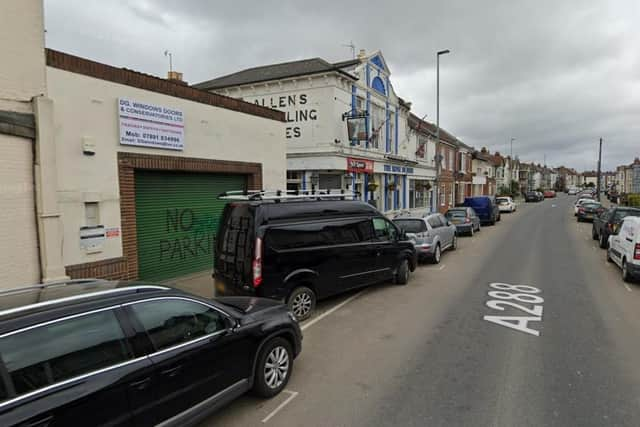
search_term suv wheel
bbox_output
[395,258,410,285]
[606,248,613,263]
[432,244,442,264]
[599,233,608,249]
[253,337,293,397]
[592,227,598,240]
[287,286,316,321]
[451,235,458,250]
[469,226,474,237]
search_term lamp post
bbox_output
[433,49,450,213]
[510,137,515,188]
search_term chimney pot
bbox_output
[357,49,366,60]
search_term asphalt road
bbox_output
[201,194,640,427]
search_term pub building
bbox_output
[195,49,437,213]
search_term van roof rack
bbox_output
[218,189,361,202]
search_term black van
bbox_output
[213,192,417,320]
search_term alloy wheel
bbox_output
[264,346,290,389]
[291,292,313,318]
[435,245,441,263]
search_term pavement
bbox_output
[199,194,640,426]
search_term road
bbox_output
[201,194,640,427]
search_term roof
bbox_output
[46,49,285,122]
[193,57,358,91]
[407,113,460,145]
[0,279,171,321]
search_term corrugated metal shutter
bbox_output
[135,171,246,282]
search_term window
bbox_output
[130,299,227,352]
[370,104,385,150]
[0,310,131,400]
[85,202,99,227]
[394,219,426,233]
[416,136,427,159]
[427,216,442,228]
[448,150,454,171]
[266,219,375,250]
[372,217,396,240]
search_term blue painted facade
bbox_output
[371,76,386,95]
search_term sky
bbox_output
[43,0,639,171]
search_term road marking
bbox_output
[483,283,543,337]
[438,264,446,271]
[624,283,632,292]
[300,290,365,331]
[262,390,298,423]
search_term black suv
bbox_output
[0,279,302,427]
[214,193,417,321]
[592,207,640,248]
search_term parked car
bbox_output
[577,189,595,199]
[0,279,302,427]
[445,207,481,236]
[607,216,640,282]
[576,201,604,222]
[593,207,640,248]
[543,190,556,198]
[393,213,457,263]
[568,188,578,195]
[524,191,543,202]
[214,196,417,321]
[496,196,517,213]
[463,196,500,225]
[574,197,596,215]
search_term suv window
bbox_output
[373,217,396,241]
[0,309,131,400]
[266,219,375,250]
[394,219,427,233]
[427,216,442,228]
[130,299,227,352]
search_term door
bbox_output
[371,217,399,281]
[427,216,445,246]
[125,298,248,425]
[438,214,455,247]
[135,171,246,282]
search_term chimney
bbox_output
[481,147,487,153]
[167,71,188,85]
[357,49,367,60]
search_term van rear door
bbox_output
[214,203,254,294]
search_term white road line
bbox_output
[624,283,633,292]
[438,264,446,271]
[300,290,365,331]
[261,390,299,423]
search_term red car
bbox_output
[543,190,556,198]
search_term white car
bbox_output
[574,198,595,215]
[496,197,516,213]
[607,216,640,282]
[568,188,578,195]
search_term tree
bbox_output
[509,181,520,197]
[497,185,511,196]
[586,182,595,188]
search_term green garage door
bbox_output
[135,171,246,282]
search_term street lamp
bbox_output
[433,49,450,213]
[510,137,515,187]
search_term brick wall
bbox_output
[66,152,263,281]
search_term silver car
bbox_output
[393,214,457,264]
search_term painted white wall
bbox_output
[0,0,46,114]
[46,67,285,267]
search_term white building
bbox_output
[0,0,287,287]
[195,49,436,213]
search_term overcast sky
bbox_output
[44,0,639,171]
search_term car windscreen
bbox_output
[393,219,426,233]
[496,198,509,203]
[446,210,467,218]
[582,203,601,209]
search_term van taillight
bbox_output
[634,243,640,261]
[252,237,263,287]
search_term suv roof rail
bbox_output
[218,189,361,202]
[0,278,110,297]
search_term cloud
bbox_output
[43,0,640,170]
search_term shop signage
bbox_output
[473,176,487,184]
[347,115,368,141]
[383,164,414,174]
[118,98,184,150]
[347,157,374,174]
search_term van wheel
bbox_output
[253,337,293,398]
[606,248,613,263]
[287,286,316,321]
[395,259,410,285]
[622,259,632,283]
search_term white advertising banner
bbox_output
[118,98,184,150]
